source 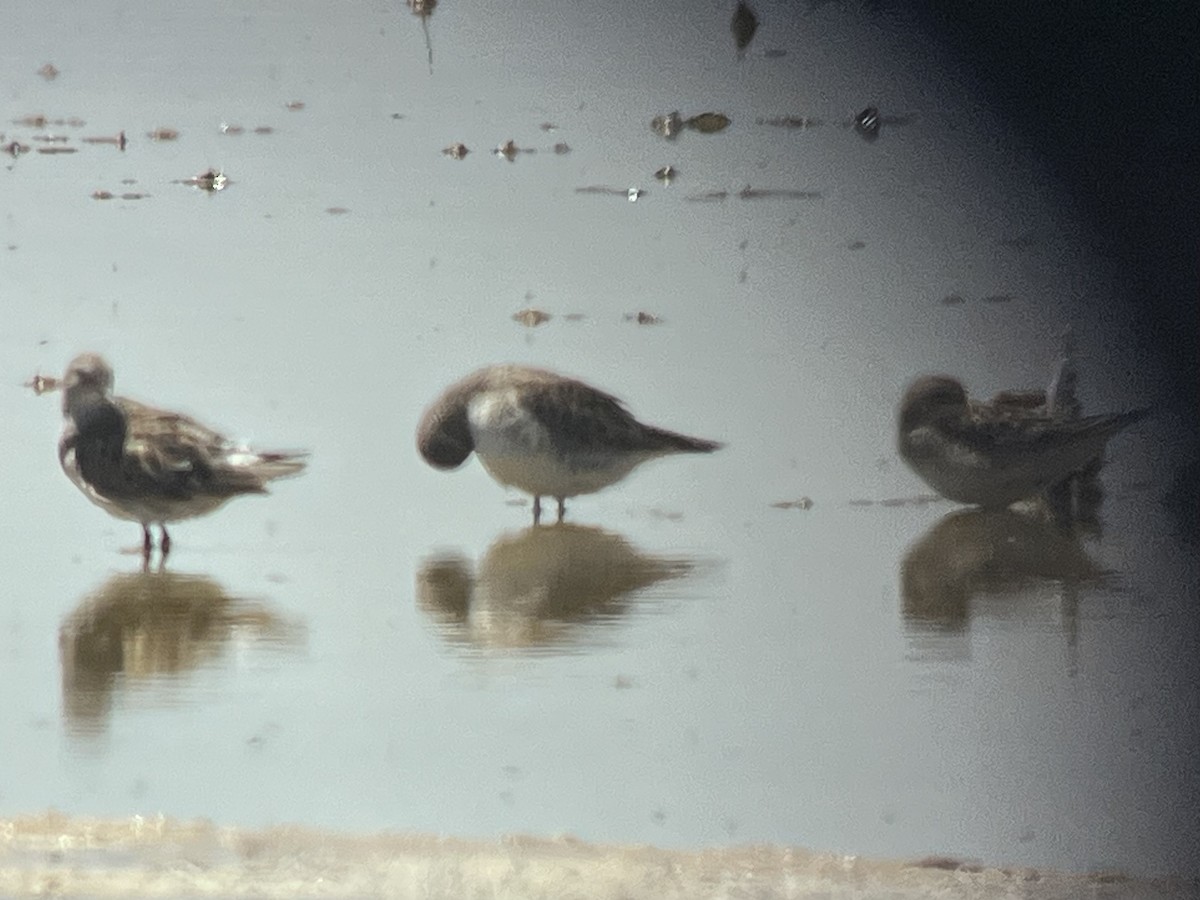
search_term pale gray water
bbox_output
[2,0,1196,881]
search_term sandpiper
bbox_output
[58,353,307,559]
[897,374,1146,509]
[417,365,722,523]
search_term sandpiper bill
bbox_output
[417,365,722,523]
[58,353,307,560]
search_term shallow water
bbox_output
[2,0,1197,882]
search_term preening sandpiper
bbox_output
[417,365,722,523]
[58,353,307,560]
[897,374,1146,510]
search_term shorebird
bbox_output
[58,353,307,559]
[897,374,1146,509]
[417,365,722,523]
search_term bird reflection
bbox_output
[900,509,1107,664]
[416,524,695,652]
[60,569,304,734]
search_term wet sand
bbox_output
[0,813,1191,899]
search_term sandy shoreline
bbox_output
[1,812,1193,899]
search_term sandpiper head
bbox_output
[417,398,475,470]
[899,374,969,431]
[62,353,115,416]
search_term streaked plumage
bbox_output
[58,353,307,558]
[897,374,1146,509]
[417,365,722,523]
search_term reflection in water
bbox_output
[60,570,305,734]
[900,509,1107,662]
[417,525,695,653]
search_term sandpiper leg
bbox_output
[532,496,542,525]
[160,525,172,558]
[556,497,566,523]
[141,524,153,559]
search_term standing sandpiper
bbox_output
[58,353,307,560]
[417,365,722,523]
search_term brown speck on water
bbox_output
[771,497,814,510]
[38,62,60,80]
[624,311,663,325]
[253,126,274,135]
[177,168,228,192]
[147,127,179,141]
[539,122,558,132]
[685,191,728,202]
[940,293,966,306]
[220,123,245,135]
[32,134,70,143]
[847,240,866,251]
[285,101,306,111]
[738,185,821,200]
[513,308,552,327]
[325,207,350,215]
[82,131,127,150]
[13,115,48,127]
[685,112,731,134]
[442,142,469,159]
[563,313,587,322]
[4,141,31,156]
[757,115,823,128]
[654,165,678,184]
[36,146,76,154]
[613,675,634,689]
[731,2,758,55]
[92,190,114,200]
[651,111,683,139]
[552,142,571,154]
[26,374,60,395]
[121,192,150,200]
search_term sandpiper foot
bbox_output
[532,495,542,525]
[161,526,172,558]
[556,497,566,523]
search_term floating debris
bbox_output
[513,308,552,328]
[92,190,114,200]
[494,139,534,161]
[36,146,76,155]
[442,142,469,159]
[539,122,558,132]
[253,125,275,135]
[685,112,730,134]
[408,0,438,74]
[763,48,788,59]
[738,185,822,200]
[10,114,83,127]
[981,293,1014,304]
[147,127,180,141]
[731,2,759,56]
[32,134,69,143]
[92,190,149,201]
[846,240,866,251]
[563,313,587,322]
[552,142,571,155]
[219,123,244,135]
[651,111,684,140]
[177,168,228,192]
[81,131,127,150]
[854,106,880,141]
[26,373,59,395]
[940,293,965,306]
[685,190,729,203]
[574,185,644,200]
[3,141,31,157]
[624,311,662,325]
[37,62,60,81]
[285,101,306,111]
[325,207,350,215]
[771,497,814,510]
[654,165,678,184]
[756,115,824,129]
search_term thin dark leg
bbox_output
[532,495,542,525]
[160,525,172,558]
[556,497,566,523]
[141,524,153,559]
